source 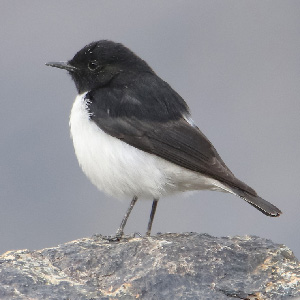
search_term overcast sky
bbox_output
[1,1,300,258]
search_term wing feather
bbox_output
[84,79,282,216]
[92,112,257,195]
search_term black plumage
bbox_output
[46,40,281,239]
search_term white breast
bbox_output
[69,93,225,200]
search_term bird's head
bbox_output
[46,40,153,93]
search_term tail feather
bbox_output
[213,180,282,217]
[239,191,282,217]
[231,187,282,217]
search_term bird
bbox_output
[46,40,281,240]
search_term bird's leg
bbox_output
[146,198,159,236]
[113,196,138,240]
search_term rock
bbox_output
[0,233,299,299]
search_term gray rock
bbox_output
[0,233,299,299]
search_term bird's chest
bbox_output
[69,93,167,199]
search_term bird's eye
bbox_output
[88,60,100,71]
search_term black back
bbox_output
[68,40,257,195]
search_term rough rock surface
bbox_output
[0,233,299,299]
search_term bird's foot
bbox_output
[132,232,142,238]
[102,232,123,242]
[101,231,142,242]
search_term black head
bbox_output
[46,40,153,93]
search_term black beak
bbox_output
[45,61,77,72]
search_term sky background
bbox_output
[1,1,300,258]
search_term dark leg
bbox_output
[146,198,159,236]
[114,196,138,239]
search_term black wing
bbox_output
[86,74,256,195]
[86,74,281,216]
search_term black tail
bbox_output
[231,187,282,217]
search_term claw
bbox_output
[132,232,142,238]
[102,234,123,242]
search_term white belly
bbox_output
[69,93,224,200]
